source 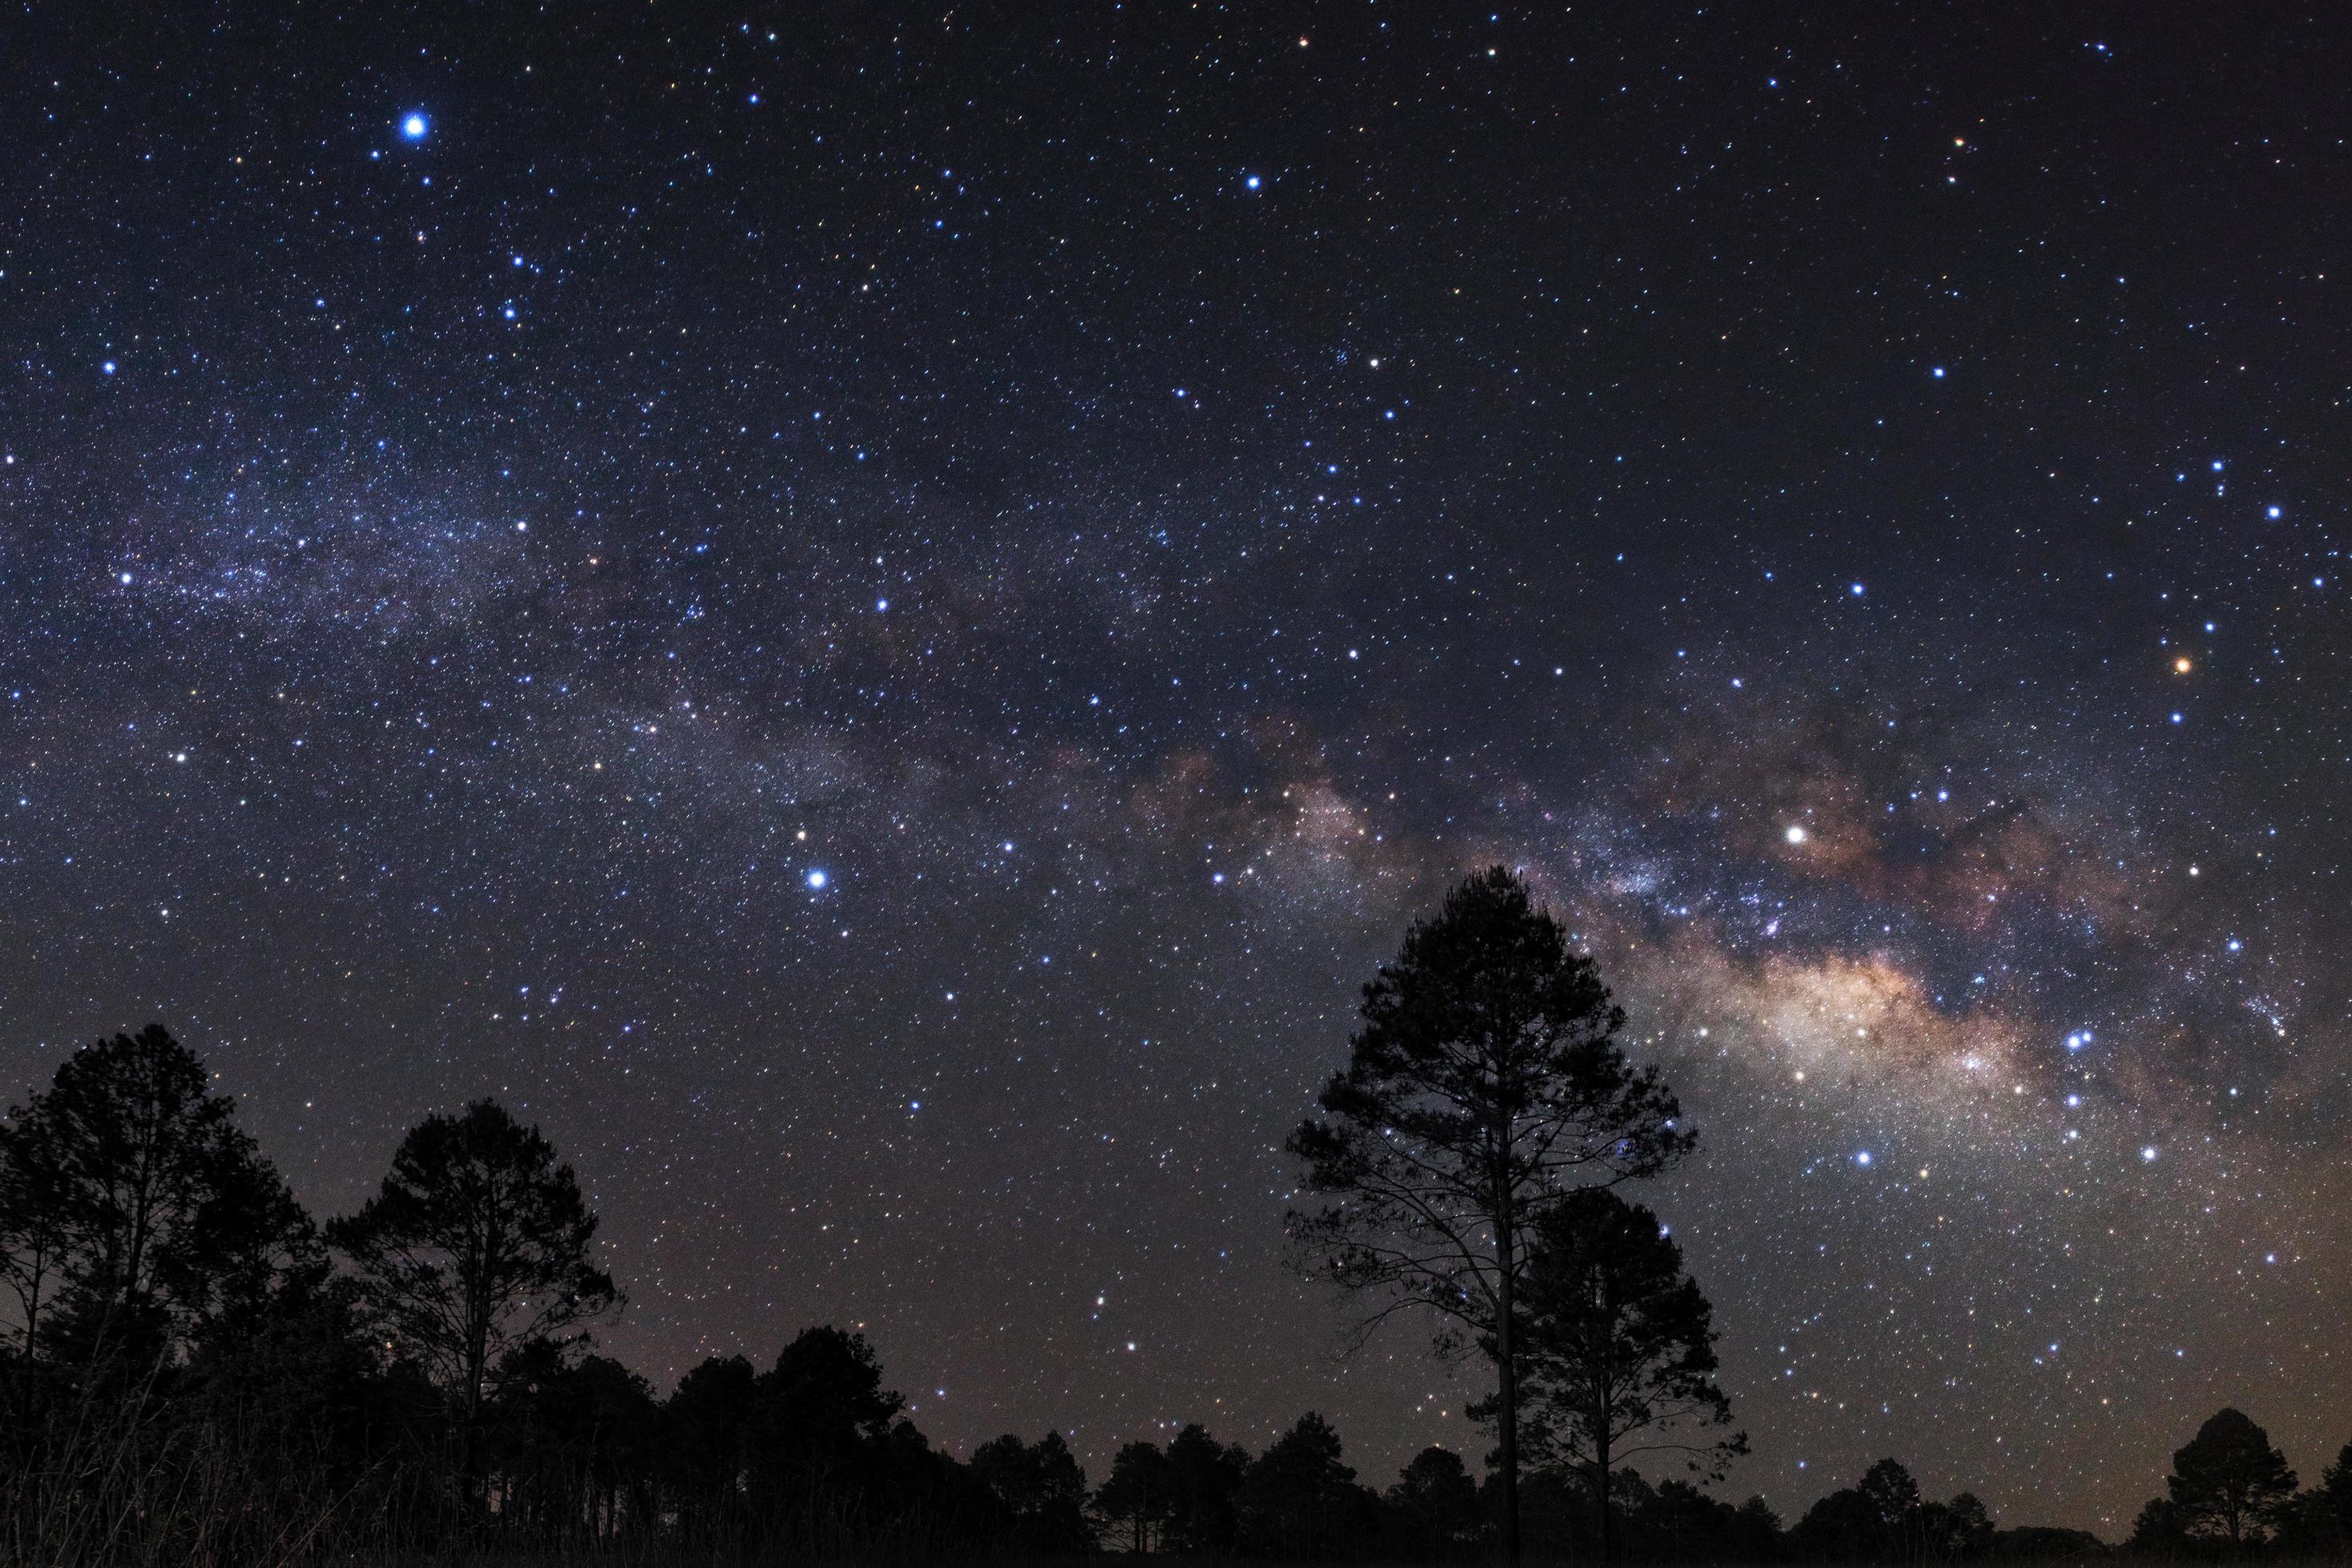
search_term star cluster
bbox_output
[4,5,2350,1534]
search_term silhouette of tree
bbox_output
[0,1026,316,1366]
[1287,867,1693,1565]
[862,1413,1002,1552]
[656,1330,974,1555]
[1734,1495,1785,1551]
[2164,1408,2296,1547]
[1387,1446,1485,1558]
[176,1269,441,1556]
[1860,1458,1925,1557]
[488,1346,658,1543]
[1918,1491,1995,1560]
[1999,1524,2102,1562]
[1785,1460,1985,1563]
[972,1430,1092,1552]
[1858,1458,1922,1528]
[659,1353,758,1543]
[0,1108,70,1362]
[1628,1478,1782,1562]
[1790,1484,1883,1562]
[1237,1412,1376,1558]
[1164,1422,1250,1554]
[1507,1186,1742,1561]
[326,1099,620,1495]
[1098,1440,1173,1552]
[2305,1440,2352,1554]
[743,1324,903,1534]
[2130,1496,2189,1555]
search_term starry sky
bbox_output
[5,2,2351,1537]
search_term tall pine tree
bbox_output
[1288,866,1693,1564]
[329,1100,620,1497]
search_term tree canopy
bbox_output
[0,1025,315,1365]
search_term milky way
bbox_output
[5,6,2351,1534]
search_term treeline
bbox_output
[1094,1435,2070,1564]
[0,1022,2344,1567]
[0,1026,1041,1562]
[0,1022,2016,1567]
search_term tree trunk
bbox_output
[461,1204,492,1517]
[1498,1219,1520,1568]
[1595,1425,1613,1566]
[1596,1307,1614,1566]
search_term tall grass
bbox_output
[1,1362,1035,1566]
[1,1353,372,1567]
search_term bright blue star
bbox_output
[806,869,828,890]
[400,113,429,141]
[1244,174,1262,190]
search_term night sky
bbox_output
[5,2,2350,1537]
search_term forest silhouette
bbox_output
[0,872,2340,1565]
